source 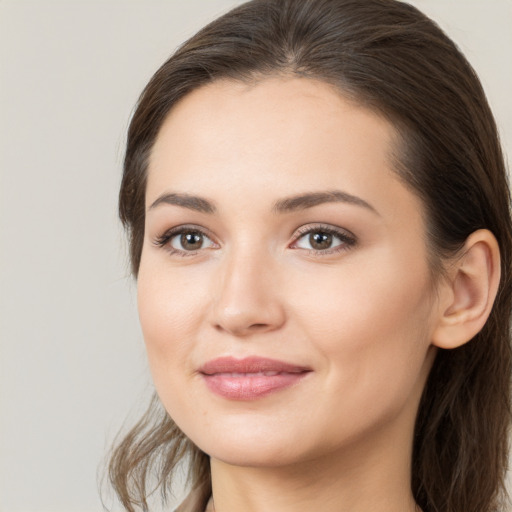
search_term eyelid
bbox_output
[153,224,219,256]
[290,223,357,254]
[152,222,357,257]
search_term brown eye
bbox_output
[170,230,214,252]
[309,232,333,250]
[293,226,355,254]
[181,232,203,250]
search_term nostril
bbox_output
[250,323,268,329]
[214,321,273,336]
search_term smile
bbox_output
[199,357,312,400]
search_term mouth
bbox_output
[199,356,312,400]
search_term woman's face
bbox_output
[138,77,440,468]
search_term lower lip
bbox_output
[202,372,309,400]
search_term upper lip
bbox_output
[199,356,311,375]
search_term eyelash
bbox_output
[153,225,216,257]
[291,224,357,256]
[153,223,357,258]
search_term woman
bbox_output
[108,1,512,511]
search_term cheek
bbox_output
[136,259,207,375]
[136,265,212,432]
[298,251,431,330]
[291,248,435,401]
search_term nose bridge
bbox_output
[211,241,285,336]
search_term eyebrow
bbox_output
[148,190,378,216]
[149,193,216,214]
[272,190,379,215]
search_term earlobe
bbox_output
[432,229,501,350]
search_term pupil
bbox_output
[310,232,332,250]
[181,232,203,250]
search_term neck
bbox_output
[209,419,419,512]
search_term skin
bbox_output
[137,77,493,512]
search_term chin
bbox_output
[204,438,303,469]
[181,416,311,468]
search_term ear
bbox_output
[432,229,501,349]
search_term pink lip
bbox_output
[199,356,311,401]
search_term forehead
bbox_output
[146,76,418,221]
[150,77,396,168]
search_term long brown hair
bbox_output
[110,1,512,511]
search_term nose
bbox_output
[210,247,286,337]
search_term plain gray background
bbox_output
[1,1,511,511]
